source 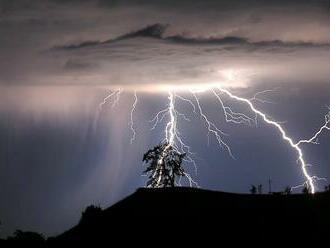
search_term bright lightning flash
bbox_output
[98,81,330,193]
[129,91,138,144]
[150,92,199,187]
[217,88,329,193]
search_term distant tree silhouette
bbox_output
[302,185,310,194]
[143,142,186,188]
[7,230,45,242]
[250,185,257,194]
[324,185,330,192]
[257,184,263,194]
[284,186,292,195]
[79,205,103,225]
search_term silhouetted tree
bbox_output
[143,142,186,188]
[250,185,257,194]
[79,205,102,225]
[324,185,330,192]
[7,230,45,242]
[257,184,263,194]
[302,185,310,194]
[284,186,291,195]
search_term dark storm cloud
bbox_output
[54,23,330,50]
[64,59,98,71]
[37,22,330,89]
[1,0,330,87]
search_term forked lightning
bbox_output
[98,85,330,193]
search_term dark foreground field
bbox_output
[4,187,330,244]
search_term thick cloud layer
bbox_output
[1,0,330,88]
[48,23,330,89]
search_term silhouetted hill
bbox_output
[49,187,330,243]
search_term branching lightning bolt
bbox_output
[129,91,138,144]
[99,89,122,110]
[212,89,255,126]
[150,92,199,187]
[249,88,280,105]
[216,88,329,193]
[98,84,330,193]
[296,108,330,146]
[191,91,234,158]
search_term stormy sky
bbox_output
[0,0,330,238]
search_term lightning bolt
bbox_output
[191,91,234,158]
[129,91,138,144]
[216,88,328,193]
[212,89,255,126]
[249,88,280,105]
[165,92,176,146]
[98,85,330,193]
[99,89,122,110]
[112,89,122,108]
[296,108,330,146]
[154,92,199,187]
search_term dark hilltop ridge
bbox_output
[4,187,330,243]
